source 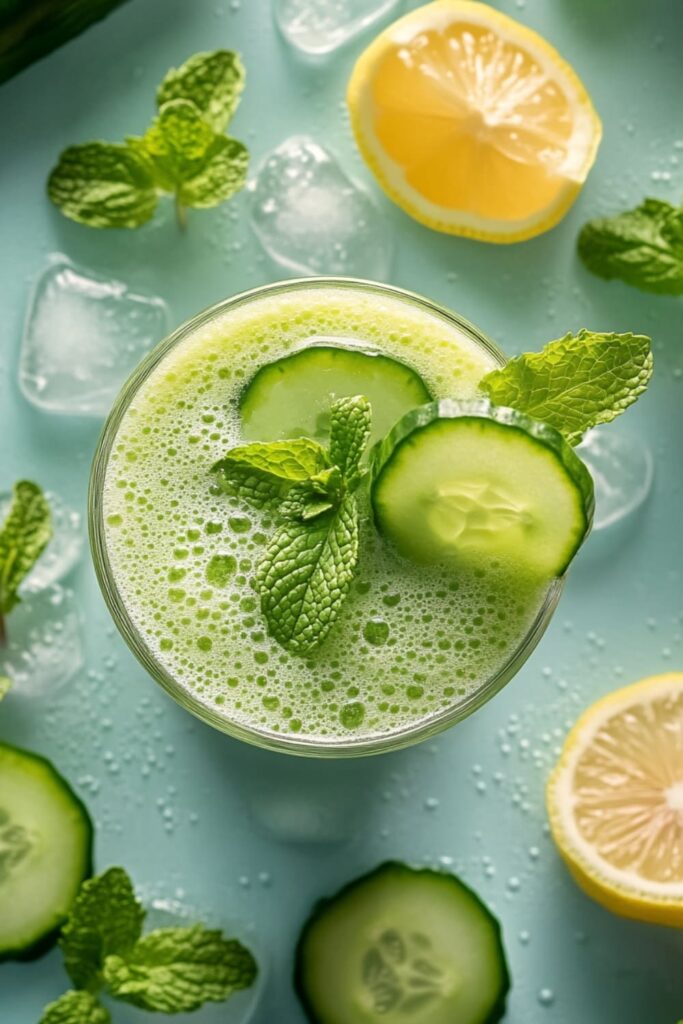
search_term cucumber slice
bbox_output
[240,343,432,450]
[0,742,93,961]
[371,400,593,578]
[295,861,509,1024]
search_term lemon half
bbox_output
[347,0,602,242]
[547,673,683,927]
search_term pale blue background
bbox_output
[1,0,683,1021]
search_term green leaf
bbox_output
[578,199,683,295]
[0,676,10,701]
[0,481,51,616]
[47,143,158,229]
[212,438,331,506]
[329,395,372,481]
[178,135,248,208]
[480,331,653,446]
[40,991,110,1024]
[60,867,145,991]
[139,99,215,191]
[103,924,257,1013]
[257,494,359,654]
[280,467,344,522]
[157,50,245,132]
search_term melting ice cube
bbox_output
[0,490,83,593]
[19,260,169,417]
[275,0,401,55]
[247,136,392,279]
[0,584,84,698]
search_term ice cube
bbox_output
[0,584,84,698]
[576,428,654,530]
[19,259,169,417]
[0,490,83,592]
[247,136,392,279]
[275,0,400,55]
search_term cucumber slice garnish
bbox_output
[371,399,594,578]
[240,343,432,450]
[295,861,509,1024]
[0,742,93,961]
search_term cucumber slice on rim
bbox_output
[240,343,432,450]
[0,742,93,961]
[295,861,509,1024]
[371,400,593,578]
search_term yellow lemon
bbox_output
[547,673,683,927]
[347,0,602,242]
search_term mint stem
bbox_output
[175,197,188,231]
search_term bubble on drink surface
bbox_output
[247,136,392,279]
[19,259,169,417]
[0,584,83,698]
[0,490,83,592]
[274,0,400,55]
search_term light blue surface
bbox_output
[1,0,683,1020]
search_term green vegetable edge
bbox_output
[293,860,511,1024]
[0,740,94,963]
[370,399,595,576]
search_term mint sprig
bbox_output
[41,867,257,1021]
[578,198,683,295]
[480,331,653,445]
[215,396,371,654]
[47,50,248,231]
[0,480,52,646]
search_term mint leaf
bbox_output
[329,395,371,480]
[157,50,245,132]
[40,991,110,1024]
[213,438,331,506]
[257,494,359,654]
[139,100,215,190]
[61,867,145,991]
[480,331,653,445]
[280,467,344,522]
[0,481,51,639]
[578,199,683,295]
[0,676,10,701]
[103,924,257,1013]
[47,143,158,229]
[178,135,248,208]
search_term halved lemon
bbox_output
[547,673,683,927]
[347,0,602,242]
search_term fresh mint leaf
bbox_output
[178,135,248,208]
[157,50,245,133]
[578,199,683,295]
[280,467,344,522]
[60,867,145,991]
[212,438,331,506]
[0,676,10,701]
[329,395,371,481]
[0,481,51,645]
[257,493,359,654]
[139,99,215,190]
[103,924,257,1013]
[47,143,158,229]
[480,331,653,445]
[40,991,110,1024]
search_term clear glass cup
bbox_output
[89,278,563,758]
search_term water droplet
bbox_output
[424,797,439,811]
[538,988,555,1007]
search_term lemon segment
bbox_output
[547,673,683,927]
[347,0,602,242]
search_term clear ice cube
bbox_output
[0,490,83,592]
[576,428,654,530]
[247,136,392,279]
[19,260,169,417]
[0,584,84,698]
[275,0,400,55]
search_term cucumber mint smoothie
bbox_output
[93,281,556,754]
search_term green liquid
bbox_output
[103,285,548,747]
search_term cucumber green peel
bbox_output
[295,861,509,1024]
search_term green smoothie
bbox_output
[101,283,551,750]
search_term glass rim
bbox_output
[89,276,564,758]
